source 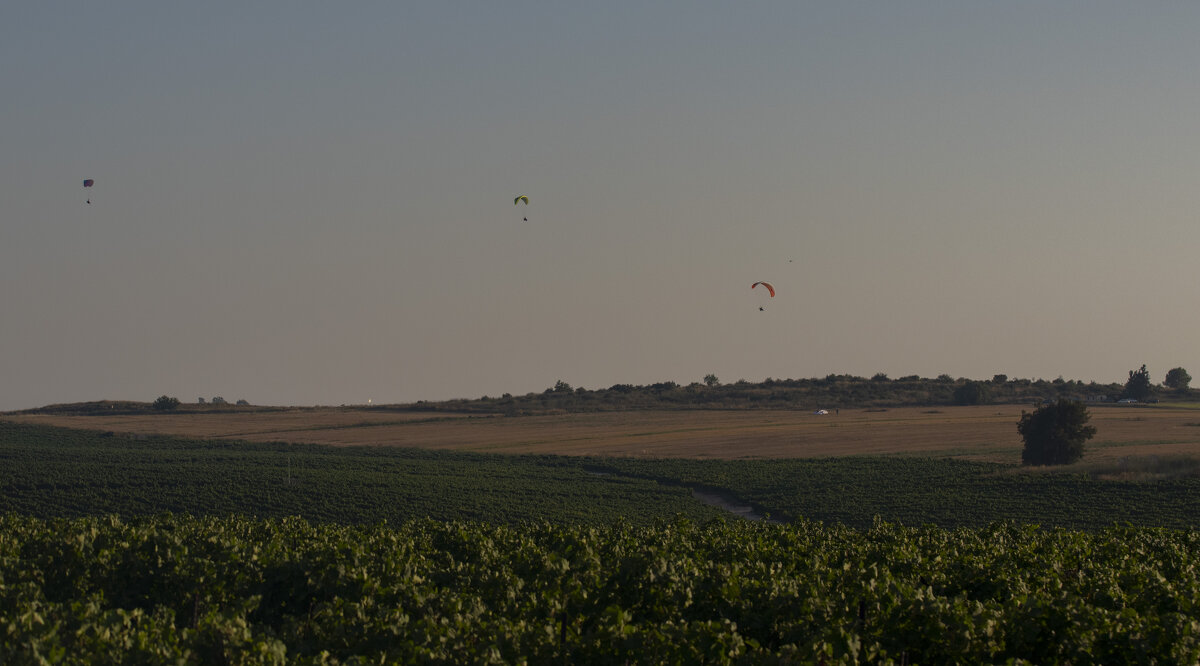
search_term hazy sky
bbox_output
[3,3,1197,410]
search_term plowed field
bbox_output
[8,403,1199,462]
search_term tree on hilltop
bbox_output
[953,381,990,406]
[1122,365,1152,402]
[152,395,181,411]
[1164,367,1191,394]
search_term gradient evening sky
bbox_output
[3,3,1197,410]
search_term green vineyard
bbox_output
[3,515,1198,664]
[3,422,1200,662]
[2,422,1199,530]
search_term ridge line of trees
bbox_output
[11,366,1191,417]
[429,366,1192,415]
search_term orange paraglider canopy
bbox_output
[751,281,775,297]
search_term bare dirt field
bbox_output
[8,403,1200,462]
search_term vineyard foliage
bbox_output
[593,456,1200,531]
[0,423,725,526]
[4,422,1200,661]
[3,514,1200,664]
[3,422,1200,531]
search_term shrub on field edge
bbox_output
[151,395,181,411]
[1017,399,1096,466]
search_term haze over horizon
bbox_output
[3,3,1197,411]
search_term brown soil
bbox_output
[7,404,1199,462]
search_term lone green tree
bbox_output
[1017,399,1096,466]
[703,374,720,387]
[152,395,181,411]
[1164,367,1192,394]
[1122,364,1153,402]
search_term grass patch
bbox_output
[1080,455,1200,481]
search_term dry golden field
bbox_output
[8,403,1200,463]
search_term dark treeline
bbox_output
[405,374,1148,416]
[13,374,1194,417]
